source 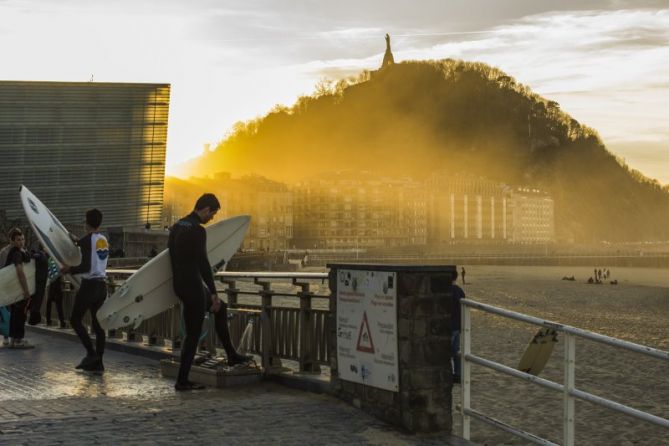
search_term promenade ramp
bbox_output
[0,329,472,445]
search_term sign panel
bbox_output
[336,269,398,392]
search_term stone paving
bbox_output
[0,330,470,445]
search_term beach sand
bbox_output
[452,265,669,445]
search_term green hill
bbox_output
[179,59,669,242]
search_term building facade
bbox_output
[427,172,554,244]
[292,172,427,249]
[0,81,170,229]
[508,188,555,243]
[184,173,294,252]
[427,173,510,244]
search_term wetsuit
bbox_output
[28,249,48,325]
[46,276,65,326]
[69,232,109,363]
[168,212,243,386]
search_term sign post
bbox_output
[336,269,398,392]
[328,263,457,433]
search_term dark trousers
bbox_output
[176,286,238,384]
[46,279,65,323]
[70,279,107,357]
[28,281,47,326]
[9,300,28,339]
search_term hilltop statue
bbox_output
[382,33,394,68]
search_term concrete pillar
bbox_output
[476,195,482,239]
[450,193,455,239]
[491,197,495,239]
[463,195,468,239]
[328,264,456,433]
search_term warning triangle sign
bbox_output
[356,311,375,353]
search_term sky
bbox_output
[1,0,667,181]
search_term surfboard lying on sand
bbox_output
[97,215,251,330]
[0,260,37,307]
[517,327,558,376]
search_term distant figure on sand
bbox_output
[461,267,466,285]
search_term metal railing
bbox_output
[460,298,669,445]
[59,270,330,373]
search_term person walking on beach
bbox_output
[168,193,252,391]
[461,267,466,285]
[450,269,466,384]
[61,209,109,373]
[4,228,34,349]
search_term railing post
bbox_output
[256,278,280,372]
[294,278,320,373]
[461,302,471,440]
[563,333,576,446]
[219,278,240,353]
[220,278,238,307]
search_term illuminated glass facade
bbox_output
[0,81,169,228]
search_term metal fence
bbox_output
[51,270,330,373]
[460,298,669,445]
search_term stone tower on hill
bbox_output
[382,33,394,68]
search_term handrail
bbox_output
[462,299,669,361]
[77,269,332,373]
[106,269,328,281]
[460,298,669,445]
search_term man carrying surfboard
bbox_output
[61,209,109,373]
[4,228,34,349]
[169,194,252,391]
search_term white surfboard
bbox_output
[97,215,251,330]
[20,185,82,288]
[0,260,37,307]
[517,327,558,375]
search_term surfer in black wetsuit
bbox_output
[168,193,251,391]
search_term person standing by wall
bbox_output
[451,269,466,383]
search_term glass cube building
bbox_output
[0,81,170,229]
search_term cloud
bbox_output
[2,1,667,178]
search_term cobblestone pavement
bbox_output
[0,331,468,445]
